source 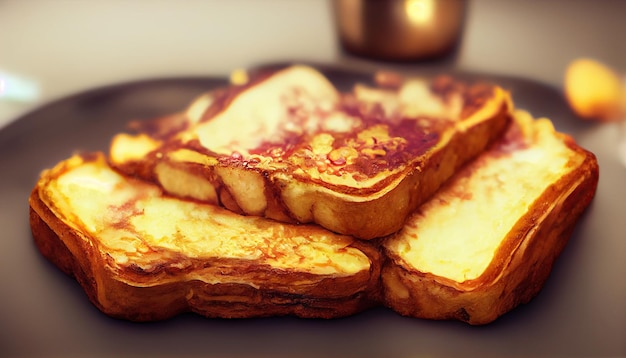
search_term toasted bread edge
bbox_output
[381,143,599,325]
[28,157,383,321]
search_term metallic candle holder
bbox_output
[333,0,466,61]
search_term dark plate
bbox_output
[1,65,625,358]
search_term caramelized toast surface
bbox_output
[110,65,512,239]
[29,153,381,321]
[29,111,598,324]
[382,110,599,324]
[28,65,599,325]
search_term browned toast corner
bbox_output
[29,153,382,321]
[381,110,599,325]
[109,66,513,239]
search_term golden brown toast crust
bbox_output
[110,66,513,239]
[29,155,382,321]
[28,66,599,325]
[381,114,599,325]
[29,116,598,323]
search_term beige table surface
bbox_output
[1,1,625,357]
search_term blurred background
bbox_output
[2,2,626,357]
[1,0,625,128]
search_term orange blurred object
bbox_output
[564,58,625,121]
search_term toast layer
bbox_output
[382,110,599,325]
[110,66,512,239]
[30,153,381,321]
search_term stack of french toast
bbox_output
[29,65,599,325]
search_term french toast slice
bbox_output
[381,110,599,325]
[110,65,512,239]
[29,153,381,321]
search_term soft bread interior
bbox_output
[384,110,588,283]
[37,154,372,280]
